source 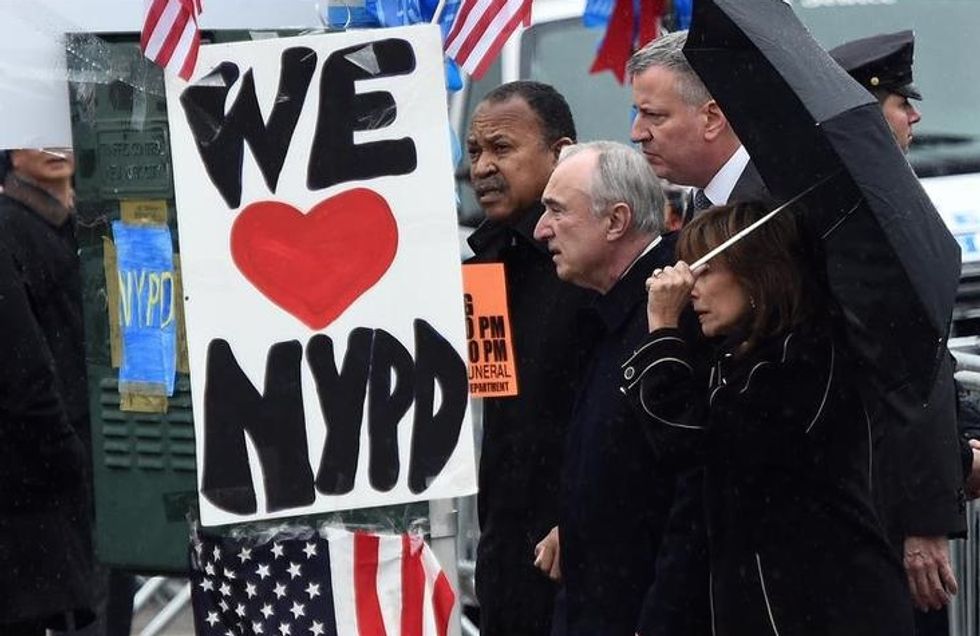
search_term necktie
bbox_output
[693,188,713,212]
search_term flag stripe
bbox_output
[354,533,388,636]
[466,0,526,64]
[143,0,181,61]
[329,531,359,636]
[445,0,491,57]
[444,0,530,80]
[141,0,203,80]
[467,0,528,78]
[376,536,404,636]
[140,0,168,51]
[155,8,190,69]
[432,573,455,636]
[450,0,504,67]
[179,29,201,80]
[401,535,425,636]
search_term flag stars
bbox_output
[245,582,257,598]
[302,542,317,559]
[289,602,306,619]
[304,582,320,599]
[238,547,252,563]
[205,611,220,627]
[219,599,230,612]
[235,603,246,618]
[205,562,216,576]
[278,622,292,636]
[271,543,285,559]
[213,546,222,561]
[253,622,265,634]
[273,582,288,599]
[260,603,275,619]
[256,563,271,580]
[219,582,232,597]
[199,578,214,592]
[224,568,236,580]
[309,621,325,636]
[287,562,302,579]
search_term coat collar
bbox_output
[594,233,674,334]
[467,203,550,259]
[2,173,74,228]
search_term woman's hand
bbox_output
[646,261,701,331]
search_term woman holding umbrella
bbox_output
[623,201,913,635]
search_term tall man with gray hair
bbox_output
[533,141,709,636]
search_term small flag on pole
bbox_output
[444,0,532,80]
[141,0,203,80]
[190,528,456,636]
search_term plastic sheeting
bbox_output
[0,0,332,148]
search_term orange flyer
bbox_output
[462,263,519,397]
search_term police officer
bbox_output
[830,30,922,152]
[831,31,978,636]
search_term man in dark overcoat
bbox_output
[465,81,596,636]
[533,141,708,636]
[830,30,973,634]
[0,148,98,635]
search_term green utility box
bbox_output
[67,34,197,572]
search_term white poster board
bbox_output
[165,24,476,527]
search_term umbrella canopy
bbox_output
[683,0,961,403]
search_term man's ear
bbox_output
[702,100,729,142]
[606,202,632,241]
[550,137,574,163]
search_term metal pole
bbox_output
[138,582,191,636]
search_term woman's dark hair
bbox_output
[677,201,819,350]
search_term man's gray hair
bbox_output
[626,31,712,107]
[559,141,665,236]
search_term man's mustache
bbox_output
[472,177,506,194]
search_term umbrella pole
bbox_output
[690,171,839,270]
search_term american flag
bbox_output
[141,0,203,80]
[189,528,455,636]
[444,0,532,80]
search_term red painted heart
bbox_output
[230,188,398,330]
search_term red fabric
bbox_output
[354,533,388,636]
[445,0,532,80]
[433,571,455,636]
[589,0,634,83]
[140,0,203,80]
[400,535,425,636]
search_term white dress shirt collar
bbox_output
[702,145,750,206]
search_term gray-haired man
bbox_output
[532,141,710,636]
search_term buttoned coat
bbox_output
[623,322,913,635]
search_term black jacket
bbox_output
[557,235,709,636]
[467,205,596,635]
[0,176,97,627]
[623,322,913,635]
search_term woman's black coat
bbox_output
[622,322,913,636]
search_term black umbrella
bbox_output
[683,0,961,404]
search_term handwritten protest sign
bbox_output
[462,264,518,397]
[165,25,477,526]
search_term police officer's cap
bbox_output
[829,30,922,101]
